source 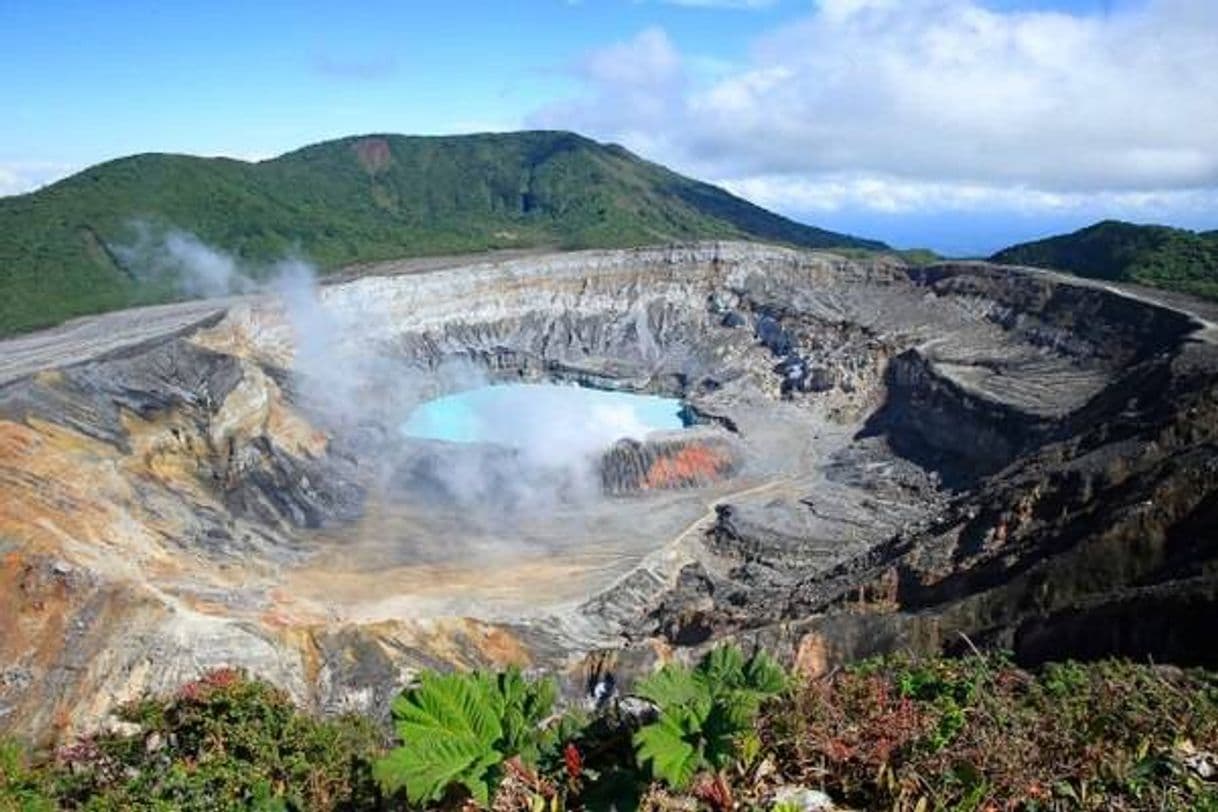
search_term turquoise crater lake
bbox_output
[400,384,687,449]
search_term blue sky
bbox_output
[0,1,780,162]
[2,0,1214,255]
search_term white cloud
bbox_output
[538,27,686,159]
[582,26,681,87]
[0,162,77,197]
[723,172,1218,215]
[532,0,1218,217]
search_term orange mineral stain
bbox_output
[643,444,732,490]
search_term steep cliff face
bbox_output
[1,242,1213,742]
[718,345,1218,676]
[625,261,1217,679]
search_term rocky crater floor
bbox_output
[2,242,1216,743]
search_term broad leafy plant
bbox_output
[632,646,787,789]
[374,667,558,806]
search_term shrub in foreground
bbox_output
[761,654,1218,811]
[5,649,1218,810]
[44,669,384,810]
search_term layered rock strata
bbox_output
[1,242,1213,742]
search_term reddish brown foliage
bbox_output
[773,671,930,777]
[692,772,734,811]
[176,667,243,702]
[760,656,1218,810]
[563,742,583,782]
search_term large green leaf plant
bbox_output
[632,646,787,789]
[374,667,557,806]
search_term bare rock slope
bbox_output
[2,242,1215,742]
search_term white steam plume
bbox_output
[116,224,258,298]
[115,229,670,521]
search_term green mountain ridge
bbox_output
[0,130,884,336]
[991,219,1218,300]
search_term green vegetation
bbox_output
[4,649,1217,810]
[0,739,54,812]
[0,130,884,336]
[991,219,1218,300]
[764,653,1218,810]
[17,668,386,811]
[632,646,785,789]
[374,668,560,805]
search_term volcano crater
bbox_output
[3,241,1216,739]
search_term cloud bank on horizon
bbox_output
[531,0,1218,247]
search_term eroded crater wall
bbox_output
[0,241,1210,742]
